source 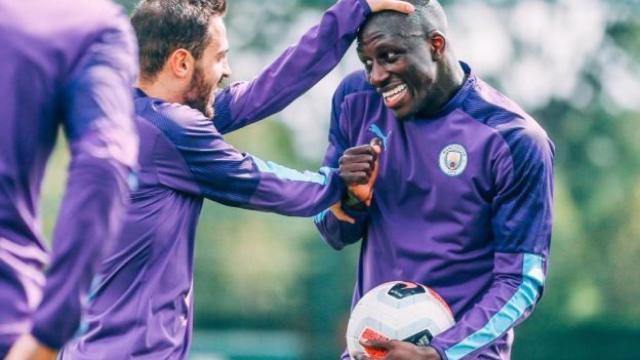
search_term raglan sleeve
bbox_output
[153,107,346,217]
[429,124,555,360]
[30,12,139,349]
[212,0,371,134]
[313,76,369,250]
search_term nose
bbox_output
[223,57,232,77]
[369,61,389,88]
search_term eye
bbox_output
[383,51,400,63]
[360,58,373,72]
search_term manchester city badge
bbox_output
[439,144,468,176]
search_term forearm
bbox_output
[245,163,347,217]
[430,253,546,360]
[31,156,130,349]
[213,0,370,134]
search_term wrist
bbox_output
[424,344,446,360]
[343,192,366,209]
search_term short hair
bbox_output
[131,0,226,80]
[358,0,448,42]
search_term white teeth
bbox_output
[382,84,407,99]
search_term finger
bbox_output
[341,163,373,176]
[370,138,383,154]
[341,172,370,185]
[340,154,375,166]
[343,144,376,156]
[329,202,355,224]
[364,197,372,207]
[367,152,380,187]
[369,0,415,14]
[360,339,392,350]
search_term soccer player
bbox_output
[59,0,413,358]
[314,0,555,359]
[0,0,139,359]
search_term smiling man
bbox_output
[314,0,555,359]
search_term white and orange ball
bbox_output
[346,281,455,360]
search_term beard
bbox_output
[184,64,215,118]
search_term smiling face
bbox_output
[184,15,230,118]
[357,12,448,119]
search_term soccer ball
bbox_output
[345,281,455,360]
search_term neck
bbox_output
[416,55,465,118]
[138,74,186,104]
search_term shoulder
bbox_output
[332,70,381,124]
[1,0,136,82]
[1,0,133,49]
[136,96,217,148]
[333,70,376,104]
[463,78,554,161]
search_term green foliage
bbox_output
[35,0,639,358]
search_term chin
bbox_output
[390,106,413,120]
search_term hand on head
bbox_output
[367,0,415,14]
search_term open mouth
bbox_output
[381,83,408,108]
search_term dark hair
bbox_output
[131,0,226,80]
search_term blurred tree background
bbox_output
[40,0,640,358]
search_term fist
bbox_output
[339,139,382,206]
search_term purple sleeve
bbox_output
[212,0,371,134]
[314,77,369,250]
[430,127,554,360]
[30,17,139,349]
[155,109,346,217]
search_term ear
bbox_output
[167,48,194,79]
[429,32,446,61]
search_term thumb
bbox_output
[363,139,382,206]
[329,202,356,224]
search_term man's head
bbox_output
[132,0,230,117]
[357,0,458,119]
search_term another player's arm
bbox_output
[427,127,555,360]
[155,110,359,217]
[28,15,139,353]
[313,145,372,250]
[314,82,371,250]
[213,0,414,134]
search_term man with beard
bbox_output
[315,0,555,359]
[0,1,138,359]
[59,0,413,358]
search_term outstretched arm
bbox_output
[213,0,414,134]
[150,106,373,217]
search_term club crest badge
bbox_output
[439,144,468,176]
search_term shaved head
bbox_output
[358,0,448,43]
[355,0,464,119]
